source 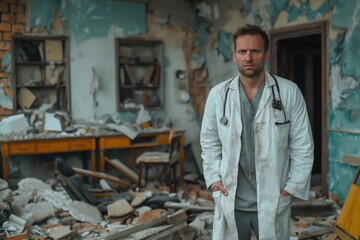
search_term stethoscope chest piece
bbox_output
[220,116,228,125]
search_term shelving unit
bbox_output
[11,35,70,111]
[115,38,164,111]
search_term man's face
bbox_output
[233,34,268,78]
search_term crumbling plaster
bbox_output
[3,0,359,202]
[190,0,360,203]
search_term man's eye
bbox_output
[239,50,246,55]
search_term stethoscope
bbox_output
[220,74,290,126]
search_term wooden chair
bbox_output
[136,131,182,192]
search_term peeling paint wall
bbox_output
[4,0,360,200]
[23,0,198,145]
[190,0,360,203]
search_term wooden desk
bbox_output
[0,136,96,181]
[98,131,185,183]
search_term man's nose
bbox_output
[244,51,252,60]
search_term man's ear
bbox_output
[265,50,269,61]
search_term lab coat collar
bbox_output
[256,72,276,119]
[228,72,276,90]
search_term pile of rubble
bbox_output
[290,186,340,240]
[0,176,214,239]
[0,176,343,240]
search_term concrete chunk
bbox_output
[48,225,72,239]
[107,199,134,217]
[68,201,102,224]
[25,202,55,223]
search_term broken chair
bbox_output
[136,131,182,192]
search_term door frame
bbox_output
[268,21,329,196]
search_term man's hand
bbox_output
[280,189,290,196]
[212,181,229,196]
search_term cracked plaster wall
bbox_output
[3,0,360,202]
[19,0,200,145]
[190,0,360,202]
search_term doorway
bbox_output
[269,21,328,196]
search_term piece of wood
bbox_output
[167,209,188,224]
[45,40,63,62]
[343,155,360,166]
[123,64,136,85]
[105,157,145,186]
[150,64,161,86]
[104,215,168,240]
[130,222,187,240]
[164,202,214,212]
[298,226,335,239]
[17,88,36,109]
[73,167,129,186]
[143,65,156,85]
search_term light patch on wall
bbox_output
[330,64,358,110]
[310,0,326,12]
[273,10,288,28]
[289,0,300,9]
[0,89,13,109]
[329,25,346,40]
[222,9,246,32]
[197,2,212,21]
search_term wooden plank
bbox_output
[298,226,335,239]
[73,167,129,186]
[105,157,145,186]
[131,222,187,240]
[104,215,167,240]
[164,202,214,212]
[343,155,360,166]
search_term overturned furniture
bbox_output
[54,158,129,209]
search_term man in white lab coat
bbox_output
[200,24,314,239]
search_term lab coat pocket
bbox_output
[274,117,290,149]
[212,191,223,218]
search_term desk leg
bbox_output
[179,134,185,185]
[99,150,105,173]
[99,138,105,173]
[91,150,96,172]
[1,144,9,181]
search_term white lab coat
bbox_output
[200,72,314,240]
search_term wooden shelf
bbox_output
[16,85,66,89]
[116,38,164,111]
[12,35,70,111]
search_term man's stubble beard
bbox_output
[238,67,263,78]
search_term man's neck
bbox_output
[239,73,265,102]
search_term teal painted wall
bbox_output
[23,0,360,201]
[189,0,360,203]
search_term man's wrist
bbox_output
[280,189,290,196]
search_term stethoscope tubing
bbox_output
[219,74,289,126]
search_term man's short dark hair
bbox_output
[233,24,269,51]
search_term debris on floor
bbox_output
[0,172,347,240]
[0,175,214,240]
